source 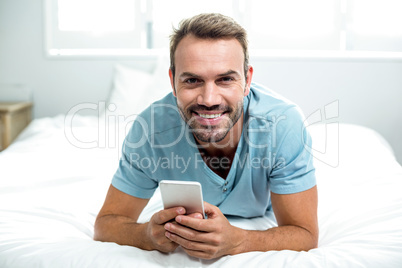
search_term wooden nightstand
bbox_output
[0,102,33,151]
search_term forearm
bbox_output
[233,225,318,254]
[94,215,152,250]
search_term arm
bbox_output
[164,186,318,259]
[94,184,186,253]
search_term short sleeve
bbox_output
[269,107,316,194]
[111,119,158,199]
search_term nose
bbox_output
[197,82,222,107]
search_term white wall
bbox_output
[251,59,402,166]
[1,0,401,165]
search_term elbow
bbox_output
[297,225,319,251]
[310,237,319,250]
[93,219,102,242]
[93,216,109,242]
[307,227,319,250]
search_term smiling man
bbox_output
[94,13,318,259]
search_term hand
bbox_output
[163,202,245,259]
[145,207,186,253]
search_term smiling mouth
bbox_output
[198,113,223,119]
[189,105,231,121]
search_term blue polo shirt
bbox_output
[112,82,316,218]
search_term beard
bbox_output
[177,100,244,143]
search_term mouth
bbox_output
[197,113,223,119]
[191,111,227,125]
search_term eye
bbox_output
[185,78,200,84]
[218,76,235,83]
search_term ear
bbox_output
[169,68,176,97]
[244,65,253,97]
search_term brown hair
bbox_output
[169,13,249,79]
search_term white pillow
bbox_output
[107,57,172,118]
[107,64,153,117]
[146,54,173,106]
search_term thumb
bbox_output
[203,201,220,219]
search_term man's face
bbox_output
[170,35,253,144]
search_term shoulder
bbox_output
[246,82,306,125]
[123,93,186,150]
[244,83,309,151]
[129,93,184,135]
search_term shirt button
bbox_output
[223,188,227,192]
[224,181,228,185]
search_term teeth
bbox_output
[199,113,222,119]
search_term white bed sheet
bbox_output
[0,115,401,268]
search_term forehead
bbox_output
[174,35,244,76]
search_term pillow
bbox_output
[107,56,172,118]
[107,64,153,117]
[146,54,173,106]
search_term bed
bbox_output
[1,63,402,267]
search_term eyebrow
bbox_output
[217,70,241,78]
[179,70,241,79]
[179,72,202,79]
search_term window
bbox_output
[44,0,402,57]
[348,0,402,51]
[45,0,141,55]
[150,0,234,49]
[245,0,340,50]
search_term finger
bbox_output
[181,216,214,232]
[187,212,203,219]
[165,221,208,243]
[165,230,212,252]
[203,202,220,219]
[173,215,213,232]
[165,221,222,247]
[175,204,219,232]
[153,207,186,225]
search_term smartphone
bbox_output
[159,180,205,218]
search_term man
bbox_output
[94,13,318,259]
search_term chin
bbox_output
[193,129,229,143]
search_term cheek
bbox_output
[226,88,246,103]
[176,97,190,112]
[176,91,196,107]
